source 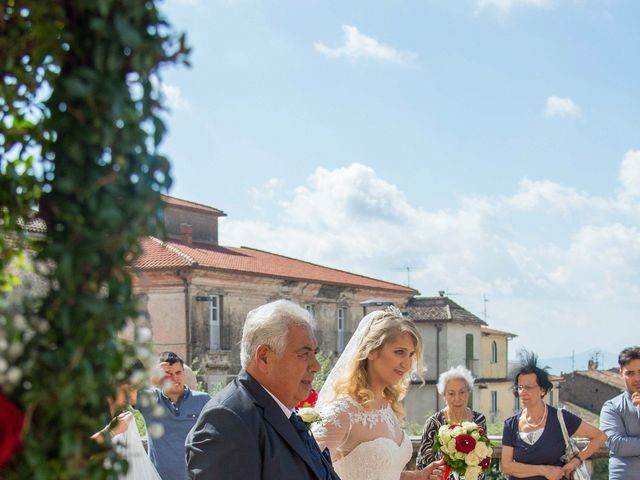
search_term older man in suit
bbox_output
[186,299,340,480]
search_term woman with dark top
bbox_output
[416,365,487,476]
[501,350,606,480]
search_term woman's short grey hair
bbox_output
[437,365,475,395]
[240,299,315,369]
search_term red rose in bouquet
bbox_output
[0,392,25,468]
[455,434,476,454]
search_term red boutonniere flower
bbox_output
[296,388,318,409]
[0,392,25,467]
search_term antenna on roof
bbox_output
[483,294,489,322]
[394,266,414,287]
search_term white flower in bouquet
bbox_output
[465,465,483,480]
[465,451,481,466]
[474,440,491,459]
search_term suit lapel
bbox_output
[238,371,323,480]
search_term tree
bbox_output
[0,1,189,477]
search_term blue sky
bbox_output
[156,0,640,361]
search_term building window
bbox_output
[465,334,474,371]
[209,295,222,351]
[305,304,315,316]
[491,390,498,422]
[337,307,346,353]
[491,340,498,364]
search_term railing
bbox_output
[407,436,610,477]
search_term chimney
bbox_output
[179,223,192,244]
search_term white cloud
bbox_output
[221,156,640,358]
[618,149,640,200]
[545,95,581,118]
[477,0,551,12]
[314,25,416,65]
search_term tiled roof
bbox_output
[574,369,625,390]
[133,237,418,294]
[481,326,517,337]
[404,296,487,325]
[161,195,226,217]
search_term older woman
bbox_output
[501,350,606,480]
[416,366,487,474]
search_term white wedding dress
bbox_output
[112,419,161,480]
[312,396,412,480]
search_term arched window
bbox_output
[491,340,498,364]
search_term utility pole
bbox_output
[406,266,411,287]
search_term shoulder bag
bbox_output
[557,407,591,480]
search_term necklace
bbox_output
[522,404,547,429]
[445,407,470,423]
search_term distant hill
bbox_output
[538,349,619,375]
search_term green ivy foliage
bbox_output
[1,0,189,478]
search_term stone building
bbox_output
[131,195,417,389]
[402,294,488,425]
[559,368,624,415]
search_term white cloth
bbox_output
[113,420,161,480]
[313,397,412,480]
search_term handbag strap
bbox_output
[556,407,572,449]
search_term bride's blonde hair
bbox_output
[332,308,423,419]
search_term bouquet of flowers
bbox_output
[433,421,493,480]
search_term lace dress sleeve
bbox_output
[312,398,353,458]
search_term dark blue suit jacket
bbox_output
[185,369,340,480]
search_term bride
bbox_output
[312,307,445,480]
[92,368,161,480]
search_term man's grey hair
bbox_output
[240,299,315,369]
[437,365,475,395]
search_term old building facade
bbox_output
[559,368,624,415]
[131,196,417,389]
[402,295,487,425]
[478,326,517,424]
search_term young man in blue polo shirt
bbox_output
[600,346,640,480]
[137,352,210,480]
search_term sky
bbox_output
[155,0,640,361]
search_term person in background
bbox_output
[501,350,606,480]
[416,365,487,477]
[136,352,210,480]
[91,361,161,480]
[599,346,640,480]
